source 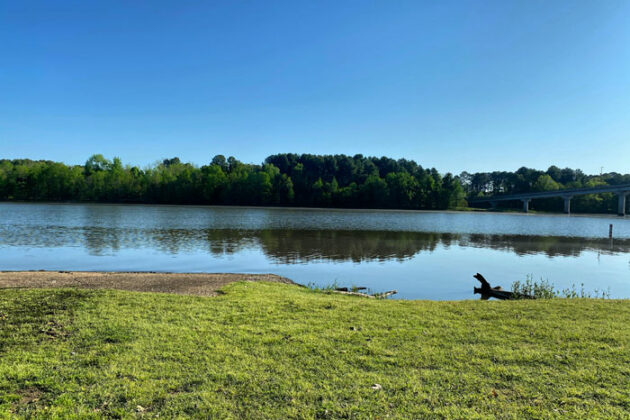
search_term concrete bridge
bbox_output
[469,183,630,216]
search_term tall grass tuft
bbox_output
[512,274,611,299]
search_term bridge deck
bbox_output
[469,183,630,203]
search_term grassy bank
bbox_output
[1,283,628,418]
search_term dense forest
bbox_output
[0,154,628,213]
[0,154,464,210]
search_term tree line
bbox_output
[0,154,465,210]
[1,155,627,212]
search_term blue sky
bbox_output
[1,0,629,174]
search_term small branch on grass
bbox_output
[373,290,397,299]
[332,289,397,299]
[334,287,367,292]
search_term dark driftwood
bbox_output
[473,273,533,300]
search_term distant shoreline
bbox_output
[0,271,295,296]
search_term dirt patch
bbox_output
[0,271,295,297]
[17,386,44,405]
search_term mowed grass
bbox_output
[0,282,629,419]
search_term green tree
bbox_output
[360,175,389,208]
[201,164,227,203]
[386,172,418,209]
[84,154,111,175]
[211,155,228,172]
[533,174,560,192]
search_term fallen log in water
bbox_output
[473,273,533,300]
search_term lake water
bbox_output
[1,202,629,300]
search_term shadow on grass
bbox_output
[0,289,91,354]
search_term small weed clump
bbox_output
[511,276,555,299]
[512,274,611,299]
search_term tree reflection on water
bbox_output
[2,224,627,262]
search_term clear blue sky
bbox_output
[1,0,629,174]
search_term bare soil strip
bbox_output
[0,271,295,296]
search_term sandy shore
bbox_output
[0,271,295,296]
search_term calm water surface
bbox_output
[1,203,629,300]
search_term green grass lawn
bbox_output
[1,282,629,419]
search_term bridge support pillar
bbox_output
[521,199,531,213]
[563,196,572,214]
[618,193,628,216]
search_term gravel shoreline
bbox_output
[0,271,295,296]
